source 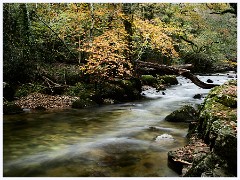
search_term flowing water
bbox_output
[3,72,236,177]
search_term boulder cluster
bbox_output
[167,80,237,177]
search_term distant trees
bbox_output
[3,3,237,85]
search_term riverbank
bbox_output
[3,74,179,114]
[167,79,237,177]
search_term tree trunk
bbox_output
[89,3,94,46]
[122,3,136,75]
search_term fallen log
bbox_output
[136,60,219,89]
[180,71,218,89]
[173,64,193,70]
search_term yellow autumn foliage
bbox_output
[134,18,179,59]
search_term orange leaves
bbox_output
[81,28,133,82]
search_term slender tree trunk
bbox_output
[89,3,94,46]
[122,3,137,76]
[122,3,133,60]
[78,36,82,64]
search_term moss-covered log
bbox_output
[136,60,219,89]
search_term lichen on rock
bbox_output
[167,79,237,177]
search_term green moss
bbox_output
[120,80,133,88]
[65,82,94,99]
[15,83,47,97]
[212,129,237,175]
[100,83,125,100]
[140,75,158,86]
[206,80,237,108]
[157,75,178,85]
[199,98,236,140]
[172,79,237,177]
[183,153,226,177]
[224,79,237,86]
[165,105,197,122]
[118,79,141,100]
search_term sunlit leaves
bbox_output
[81,28,133,82]
[134,17,179,59]
[31,3,236,80]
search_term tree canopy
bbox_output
[3,3,237,85]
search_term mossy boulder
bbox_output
[157,75,178,85]
[165,105,197,122]
[67,79,142,105]
[168,80,237,177]
[140,75,158,86]
[118,79,141,100]
[3,102,23,114]
[140,75,178,91]
[183,153,232,177]
[99,83,125,102]
[205,80,237,108]
[198,80,237,175]
[197,80,237,144]
[99,79,141,102]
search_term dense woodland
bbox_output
[3,3,237,104]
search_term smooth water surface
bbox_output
[3,72,236,177]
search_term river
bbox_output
[3,72,236,177]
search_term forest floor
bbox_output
[14,92,79,110]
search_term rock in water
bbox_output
[206,79,213,83]
[155,134,174,141]
[164,105,197,122]
[193,94,202,99]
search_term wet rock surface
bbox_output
[168,79,237,177]
[155,134,174,142]
[193,94,202,99]
[164,105,197,123]
[168,136,210,175]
